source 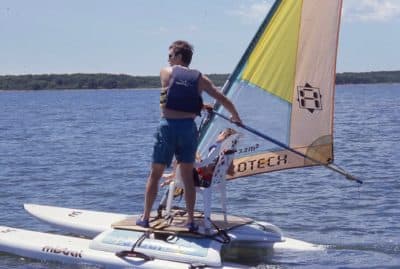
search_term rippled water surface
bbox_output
[1,84,399,268]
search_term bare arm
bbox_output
[199,75,242,124]
[160,67,172,89]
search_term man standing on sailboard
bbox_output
[136,40,241,232]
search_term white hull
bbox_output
[0,226,243,269]
[24,203,129,237]
[0,204,322,268]
[3,204,284,268]
[24,203,283,245]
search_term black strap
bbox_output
[207,217,231,244]
[115,232,153,261]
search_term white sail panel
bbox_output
[289,0,342,164]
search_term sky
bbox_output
[1,0,399,76]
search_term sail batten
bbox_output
[198,0,343,180]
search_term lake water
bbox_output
[0,84,399,268]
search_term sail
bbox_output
[198,0,343,179]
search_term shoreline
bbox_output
[1,71,400,91]
[1,83,400,93]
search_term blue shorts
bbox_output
[152,118,198,166]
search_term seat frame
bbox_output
[165,133,240,230]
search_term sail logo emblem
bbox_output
[297,83,322,113]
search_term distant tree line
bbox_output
[0,73,229,91]
[0,71,399,91]
[0,74,161,91]
[335,71,400,85]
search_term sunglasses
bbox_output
[168,53,180,59]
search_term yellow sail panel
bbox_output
[241,0,303,103]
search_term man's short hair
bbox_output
[169,40,194,66]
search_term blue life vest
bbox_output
[164,66,203,115]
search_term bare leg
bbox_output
[179,162,196,223]
[142,163,165,220]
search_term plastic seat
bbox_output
[165,133,240,230]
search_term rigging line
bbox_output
[211,110,363,184]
